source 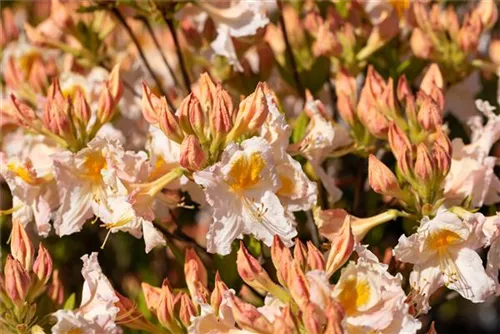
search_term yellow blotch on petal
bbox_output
[337,275,372,315]
[277,174,295,196]
[427,229,462,251]
[228,153,265,192]
[83,151,107,181]
[67,328,84,334]
[7,162,38,185]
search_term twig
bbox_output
[137,16,181,88]
[277,0,305,99]
[111,7,175,110]
[164,15,192,93]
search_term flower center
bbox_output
[337,276,372,315]
[427,230,462,251]
[83,152,107,181]
[7,162,38,185]
[67,328,83,334]
[228,153,265,192]
[277,174,294,196]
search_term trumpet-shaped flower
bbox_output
[52,253,120,334]
[333,245,421,334]
[52,137,149,236]
[193,136,297,255]
[394,208,496,312]
[444,100,500,207]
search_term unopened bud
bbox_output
[458,13,482,53]
[420,64,444,95]
[141,282,162,312]
[313,23,341,57]
[273,305,299,333]
[10,220,34,271]
[211,272,228,315]
[10,94,37,128]
[198,72,218,112]
[286,260,310,310]
[211,85,234,135]
[228,293,273,333]
[397,75,412,102]
[5,255,31,304]
[179,135,207,171]
[271,236,293,285]
[434,128,452,155]
[306,241,325,271]
[24,23,48,47]
[414,143,435,182]
[141,82,162,123]
[397,146,414,180]
[418,97,442,131]
[335,71,357,126]
[357,105,389,138]
[366,66,386,99]
[302,303,322,334]
[293,240,307,271]
[4,56,22,90]
[184,248,209,303]
[159,99,184,143]
[97,86,115,125]
[233,83,269,136]
[157,280,180,332]
[388,123,412,160]
[368,155,404,199]
[237,242,275,293]
[178,292,196,327]
[47,269,64,306]
[73,89,90,125]
[433,142,451,178]
[475,0,498,30]
[106,64,123,103]
[410,28,433,59]
[178,93,198,135]
[325,300,345,334]
[33,244,53,285]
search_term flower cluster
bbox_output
[1,0,500,333]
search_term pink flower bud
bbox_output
[368,155,404,199]
[10,220,34,271]
[458,13,482,53]
[434,128,452,155]
[313,23,341,57]
[336,71,357,126]
[286,260,310,310]
[397,75,412,102]
[433,141,451,178]
[388,123,412,160]
[211,272,228,315]
[0,9,19,48]
[420,64,444,96]
[410,28,433,59]
[10,94,37,128]
[4,56,22,90]
[47,269,64,306]
[141,82,162,123]
[115,290,157,332]
[414,143,435,183]
[179,135,207,171]
[73,89,90,125]
[157,279,180,331]
[141,282,162,312]
[211,85,234,135]
[273,305,299,333]
[106,64,124,103]
[97,85,115,125]
[475,0,498,30]
[302,302,322,334]
[198,72,218,112]
[33,244,53,285]
[159,99,184,143]
[271,236,293,285]
[357,105,390,138]
[325,300,345,334]
[293,240,307,271]
[4,255,31,304]
[184,248,209,303]
[28,57,49,94]
[306,241,325,271]
[489,38,500,65]
[178,292,197,327]
[178,93,198,135]
[24,23,49,47]
[237,242,275,292]
[234,83,269,135]
[397,146,414,181]
[228,294,273,333]
[418,97,442,131]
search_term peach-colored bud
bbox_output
[178,93,198,136]
[24,23,49,47]
[303,10,323,36]
[381,77,397,112]
[4,57,22,90]
[10,220,34,271]
[368,154,402,198]
[302,303,322,334]
[397,146,414,180]
[179,292,197,327]
[293,240,307,271]
[404,95,419,126]
[317,212,355,277]
[336,71,357,126]
[434,128,452,155]
[4,255,31,304]
[47,269,64,306]
[273,305,299,333]
[418,97,442,131]
[324,300,345,334]
[458,13,482,53]
[427,321,437,334]
[366,66,386,99]
[237,242,275,293]
[286,260,310,310]
[157,279,181,331]
[271,236,293,285]
[410,28,433,59]
[357,105,390,138]
[10,94,37,128]
[313,23,341,57]
[228,294,273,333]
[433,141,451,178]
[0,9,19,47]
[444,7,460,39]
[211,85,234,135]
[184,248,209,303]
[141,282,162,312]
[489,39,500,65]
[179,135,207,171]
[141,82,162,123]
[420,64,444,95]
[414,143,434,182]
[33,244,53,285]
[107,64,124,103]
[475,0,498,30]
[234,83,269,134]
[97,85,115,125]
[397,75,412,102]
[159,98,184,143]
[29,57,50,94]
[306,241,325,271]
[388,123,412,160]
[73,89,90,125]
[211,272,228,315]
[198,73,218,112]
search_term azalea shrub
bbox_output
[1,1,500,333]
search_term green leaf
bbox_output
[63,293,76,310]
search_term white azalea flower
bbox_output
[52,137,149,236]
[193,136,297,255]
[188,290,237,334]
[52,253,120,334]
[444,100,500,207]
[483,213,500,295]
[394,208,496,312]
[333,245,421,334]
